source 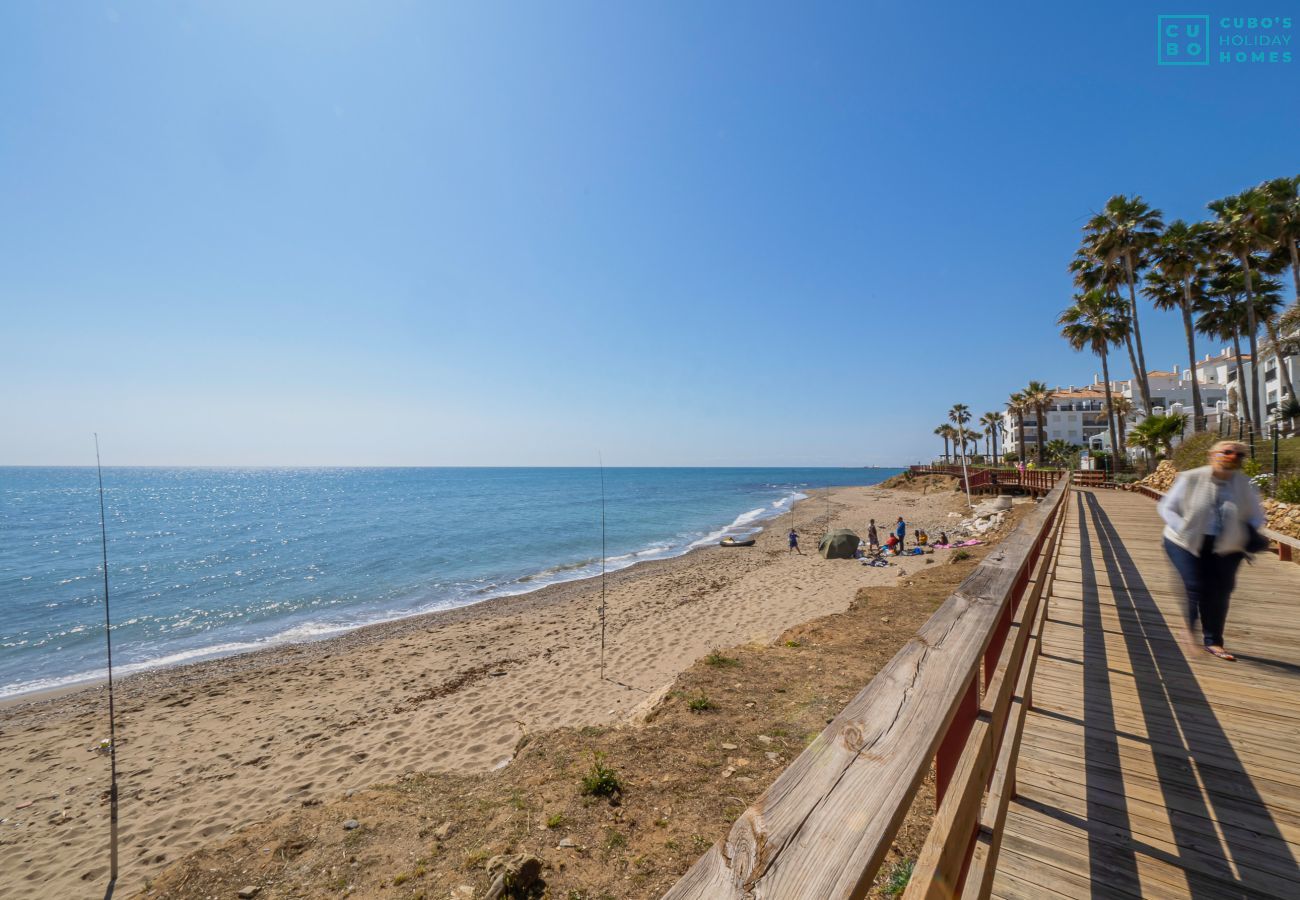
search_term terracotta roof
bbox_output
[1051,388,1107,399]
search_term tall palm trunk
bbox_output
[1100,347,1120,468]
[1232,325,1252,431]
[1016,413,1025,462]
[1240,253,1263,432]
[942,435,950,464]
[1179,281,1204,430]
[1124,251,1154,412]
[1291,239,1300,302]
[1035,402,1047,465]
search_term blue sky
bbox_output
[2,2,1297,466]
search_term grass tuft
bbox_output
[687,694,715,712]
[881,858,915,897]
[580,752,623,798]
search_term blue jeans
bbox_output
[1163,536,1244,647]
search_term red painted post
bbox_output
[1280,543,1293,563]
[984,601,1012,690]
[936,676,979,804]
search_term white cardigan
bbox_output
[1157,466,1265,556]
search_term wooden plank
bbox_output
[665,477,1069,898]
[962,530,1057,899]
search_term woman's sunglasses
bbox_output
[1217,450,1246,459]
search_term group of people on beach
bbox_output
[863,517,950,556]
[786,515,950,557]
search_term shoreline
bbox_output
[0,483,828,709]
[0,481,964,898]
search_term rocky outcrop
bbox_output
[1263,499,1300,542]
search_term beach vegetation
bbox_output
[686,693,715,712]
[463,847,491,869]
[1277,475,1300,504]
[545,812,566,829]
[1127,413,1188,459]
[580,752,623,799]
[881,858,916,897]
[783,639,802,648]
[602,828,626,849]
[704,649,739,667]
[952,549,972,561]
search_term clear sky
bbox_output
[2,2,1297,466]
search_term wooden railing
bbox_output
[910,464,1062,495]
[664,475,1071,899]
[1126,484,1300,564]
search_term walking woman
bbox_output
[1158,440,1265,661]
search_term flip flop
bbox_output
[1204,646,1236,661]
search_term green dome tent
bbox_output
[818,529,861,559]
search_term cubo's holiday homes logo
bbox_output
[1158,14,1293,65]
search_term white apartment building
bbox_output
[1193,344,1298,425]
[1001,363,1231,459]
[1001,386,1111,458]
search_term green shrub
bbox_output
[580,753,623,799]
[1277,475,1300,504]
[952,549,971,561]
[704,649,739,667]
[1243,458,1264,478]
[687,694,715,712]
[545,813,566,829]
[881,858,915,897]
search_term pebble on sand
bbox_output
[342,819,359,831]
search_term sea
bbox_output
[0,466,900,700]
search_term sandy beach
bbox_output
[0,482,968,898]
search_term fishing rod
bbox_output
[593,460,647,695]
[95,435,120,900]
[598,454,607,683]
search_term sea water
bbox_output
[0,467,899,698]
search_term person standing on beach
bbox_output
[788,528,802,554]
[1158,440,1264,661]
[895,517,906,550]
[867,519,880,550]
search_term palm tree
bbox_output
[1209,188,1272,431]
[1146,220,1214,429]
[1198,263,1284,428]
[1058,290,1127,465]
[1262,175,1300,303]
[1044,439,1080,469]
[1071,250,1146,414]
[980,411,1002,461]
[1006,391,1028,462]
[1021,381,1055,466]
[948,404,972,463]
[934,424,952,463]
[1081,195,1165,412]
[1128,413,1189,459]
[1111,395,1134,459]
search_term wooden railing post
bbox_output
[936,676,978,803]
[984,601,1012,689]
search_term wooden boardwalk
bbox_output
[992,488,1300,899]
